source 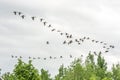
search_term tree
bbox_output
[41,68,51,80]
[112,64,120,80]
[2,59,41,80]
[95,52,107,79]
[1,52,120,80]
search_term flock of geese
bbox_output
[11,11,115,60]
[11,54,76,60]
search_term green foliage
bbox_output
[2,59,42,80]
[112,64,120,80]
[1,52,120,80]
[13,59,41,80]
[41,68,51,80]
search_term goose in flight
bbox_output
[65,33,68,35]
[68,40,73,45]
[46,41,49,44]
[94,52,97,55]
[87,37,90,40]
[92,40,95,42]
[18,12,22,15]
[38,57,40,59]
[33,57,36,59]
[40,18,44,22]
[51,29,55,31]
[48,24,52,27]
[103,46,106,48]
[20,56,22,58]
[50,56,52,59]
[29,57,31,59]
[105,50,109,53]
[44,58,46,60]
[60,56,63,58]
[100,41,103,43]
[31,16,36,20]
[13,11,17,15]
[69,35,72,38]
[54,57,57,59]
[57,30,61,32]
[63,40,67,44]
[43,22,47,26]
[81,39,84,42]
[11,55,14,58]
[21,15,25,19]
[15,56,17,58]
[96,41,99,43]
[75,39,78,42]
[66,35,69,38]
[104,43,107,45]
[83,37,86,39]
[78,42,81,45]
[70,55,72,58]
[60,33,63,35]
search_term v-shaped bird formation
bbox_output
[11,11,115,60]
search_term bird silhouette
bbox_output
[48,24,52,27]
[65,33,68,35]
[11,55,14,58]
[60,56,63,58]
[92,40,95,42]
[63,40,67,44]
[40,18,44,22]
[21,15,25,19]
[104,43,107,45]
[105,50,109,53]
[57,30,61,32]
[78,42,81,45]
[15,56,17,58]
[43,22,47,26]
[31,16,35,20]
[96,41,99,43]
[94,52,97,55]
[18,12,22,15]
[81,39,84,42]
[46,41,49,44]
[33,57,36,59]
[69,35,72,38]
[103,46,106,48]
[100,42,103,43]
[87,37,90,40]
[50,56,52,59]
[83,37,86,39]
[13,11,17,15]
[79,38,82,41]
[44,58,46,60]
[81,55,83,57]
[54,57,57,59]
[75,39,78,42]
[38,57,40,59]
[29,57,31,59]
[20,56,22,58]
[66,35,69,38]
[70,55,72,58]
[68,40,73,45]
[51,29,55,31]
[60,33,63,35]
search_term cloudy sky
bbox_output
[0,0,120,77]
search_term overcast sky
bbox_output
[0,0,120,77]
